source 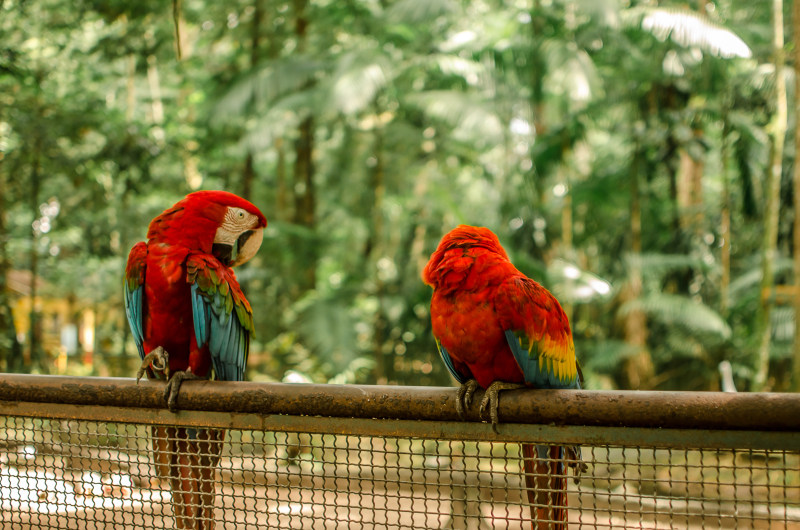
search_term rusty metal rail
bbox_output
[1,374,799,529]
[1,373,799,431]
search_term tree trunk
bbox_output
[792,0,800,391]
[290,0,316,292]
[623,145,654,389]
[240,0,264,201]
[369,116,388,383]
[172,0,185,60]
[242,152,255,201]
[720,115,732,316]
[292,116,316,292]
[676,141,705,235]
[275,138,288,220]
[125,54,136,122]
[529,0,547,205]
[754,0,787,390]
[28,133,42,372]
[558,137,574,322]
[146,55,164,126]
[0,132,20,372]
[250,0,264,67]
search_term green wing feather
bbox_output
[496,277,578,389]
[187,254,254,381]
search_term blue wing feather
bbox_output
[208,309,226,359]
[504,330,578,389]
[191,285,210,347]
[218,322,243,381]
[217,316,235,376]
[123,242,148,361]
[505,332,582,469]
[190,277,250,382]
[435,338,471,384]
[124,284,145,360]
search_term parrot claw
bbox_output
[136,346,170,383]
[566,445,589,481]
[479,381,525,433]
[455,379,480,418]
[163,368,201,412]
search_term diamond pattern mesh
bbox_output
[1,415,798,529]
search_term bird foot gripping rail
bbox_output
[0,374,798,529]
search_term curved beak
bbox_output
[228,226,264,267]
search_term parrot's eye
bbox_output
[225,207,249,226]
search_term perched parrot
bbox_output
[422,225,583,530]
[124,190,267,530]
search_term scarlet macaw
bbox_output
[422,225,583,530]
[124,190,266,529]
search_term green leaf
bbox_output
[581,340,641,373]
[328,49,395,116]
[728,257,793,299]
[405,90,503,144]
[212,57,325,124]
[625,7,752,59]
[386,0,458,24]
[619,293,731,339]
[626,253,712,280]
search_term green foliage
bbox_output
[626,6,752,59]
[0,0,792,390]
[619,294,731,340]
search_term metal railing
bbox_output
[0,374,798,529]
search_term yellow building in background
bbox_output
[7,269,95,373]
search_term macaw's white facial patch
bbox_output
[213,207,264,266]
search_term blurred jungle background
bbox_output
[1,0,798,393]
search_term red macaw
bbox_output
[422,225,583,530]
[124,190,267,530]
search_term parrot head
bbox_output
[422,224,510,289]
[147,190,267,267]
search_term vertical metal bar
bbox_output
[748,448,755,529]
[782,449,789,526]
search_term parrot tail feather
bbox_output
[151,426,225,530]
[521,443,568,530]
[151,426,173,480]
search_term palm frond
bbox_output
[625,7,752,59]
[426,54,488,86]
[531,117,587,178]
[771,306,794,345]
[745,63,795,98]
[386,0,458,24]
[542,41,602,104]
[619,293,731,339]
[292,289,361,376]
[727,109,769,146]
[212,57,324,123]
[573,0,622,28]
[405,90,503,144]
[330,49,393,116]
[728,257,793,299]
[626,253,710,280]
[240,91,319,151]
[581,339,641,373]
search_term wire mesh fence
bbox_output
[0,375,798,529]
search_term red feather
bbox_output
[424,225,578,529]
[125,191,266,530]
